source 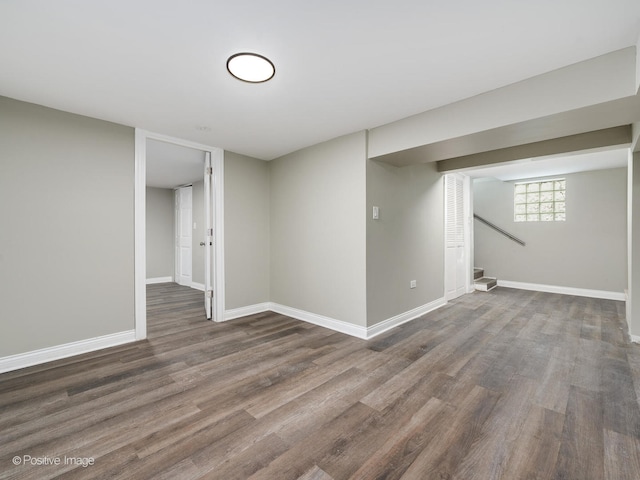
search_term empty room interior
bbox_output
[2,1,640,479]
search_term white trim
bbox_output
[134,129,225,335]
[134,129,147,341]
[146,276,173,284]
[174,189,178,286]
[628,151,637,347]
[0,331,136,374]
[497,280,626,301]
[463,175,473,294]
[466,175,475,294]
[225,302,271,321]
[269,303,368,339]
[191,282,205,292]
[268,299,447,340]
[366,297,447,339]
[204,152,213,320]
[212,149,225,323]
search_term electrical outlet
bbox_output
[410,280,417,289]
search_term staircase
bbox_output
[474,267,497,292]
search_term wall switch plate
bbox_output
[410,280,417,289]
[373,206,379,220]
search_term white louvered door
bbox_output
[445,174,466,301]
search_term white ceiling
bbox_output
[1,1,639,161]
[146,139,205,189]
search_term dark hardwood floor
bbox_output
[1,283,639,479]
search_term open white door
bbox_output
[204,152,214,320]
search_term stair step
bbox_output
[475,277,497,292]
[474,268,484,280]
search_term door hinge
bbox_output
[206,290,213,298]
[207,228,213,236]
[206,167,213,175]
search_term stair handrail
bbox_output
[473,214,526,246]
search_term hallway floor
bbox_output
[1,284,639,479]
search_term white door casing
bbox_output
[134,128,225,340]
[204,152,214,320]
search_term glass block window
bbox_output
[514,179,565,222]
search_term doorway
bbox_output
[134,129,225,340]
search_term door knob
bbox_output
[199,242,206,246]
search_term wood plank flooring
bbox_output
[1,283,639,479]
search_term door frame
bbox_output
[134,129,225,340]
[464,174,474,294]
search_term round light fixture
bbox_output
[226,53,275,83]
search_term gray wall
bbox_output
[474,168,627,293]
[225,151,270,309]
[146,187,174,280]
[367,160,444,326]
[269,132,367,326]
[0,96,134,357]
[192,180,205,286]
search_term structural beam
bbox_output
[436,126,631,173]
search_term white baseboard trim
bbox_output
[191,282,205,292]
[269,303,368,339]
[631,335,640,344]
[367,297,447,339]
[0,330,137,374]
[497,280,626,301]
[268,298,447,340]
[146,276,173,284]
[224,303,271,321]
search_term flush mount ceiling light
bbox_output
[226,52,275,83]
